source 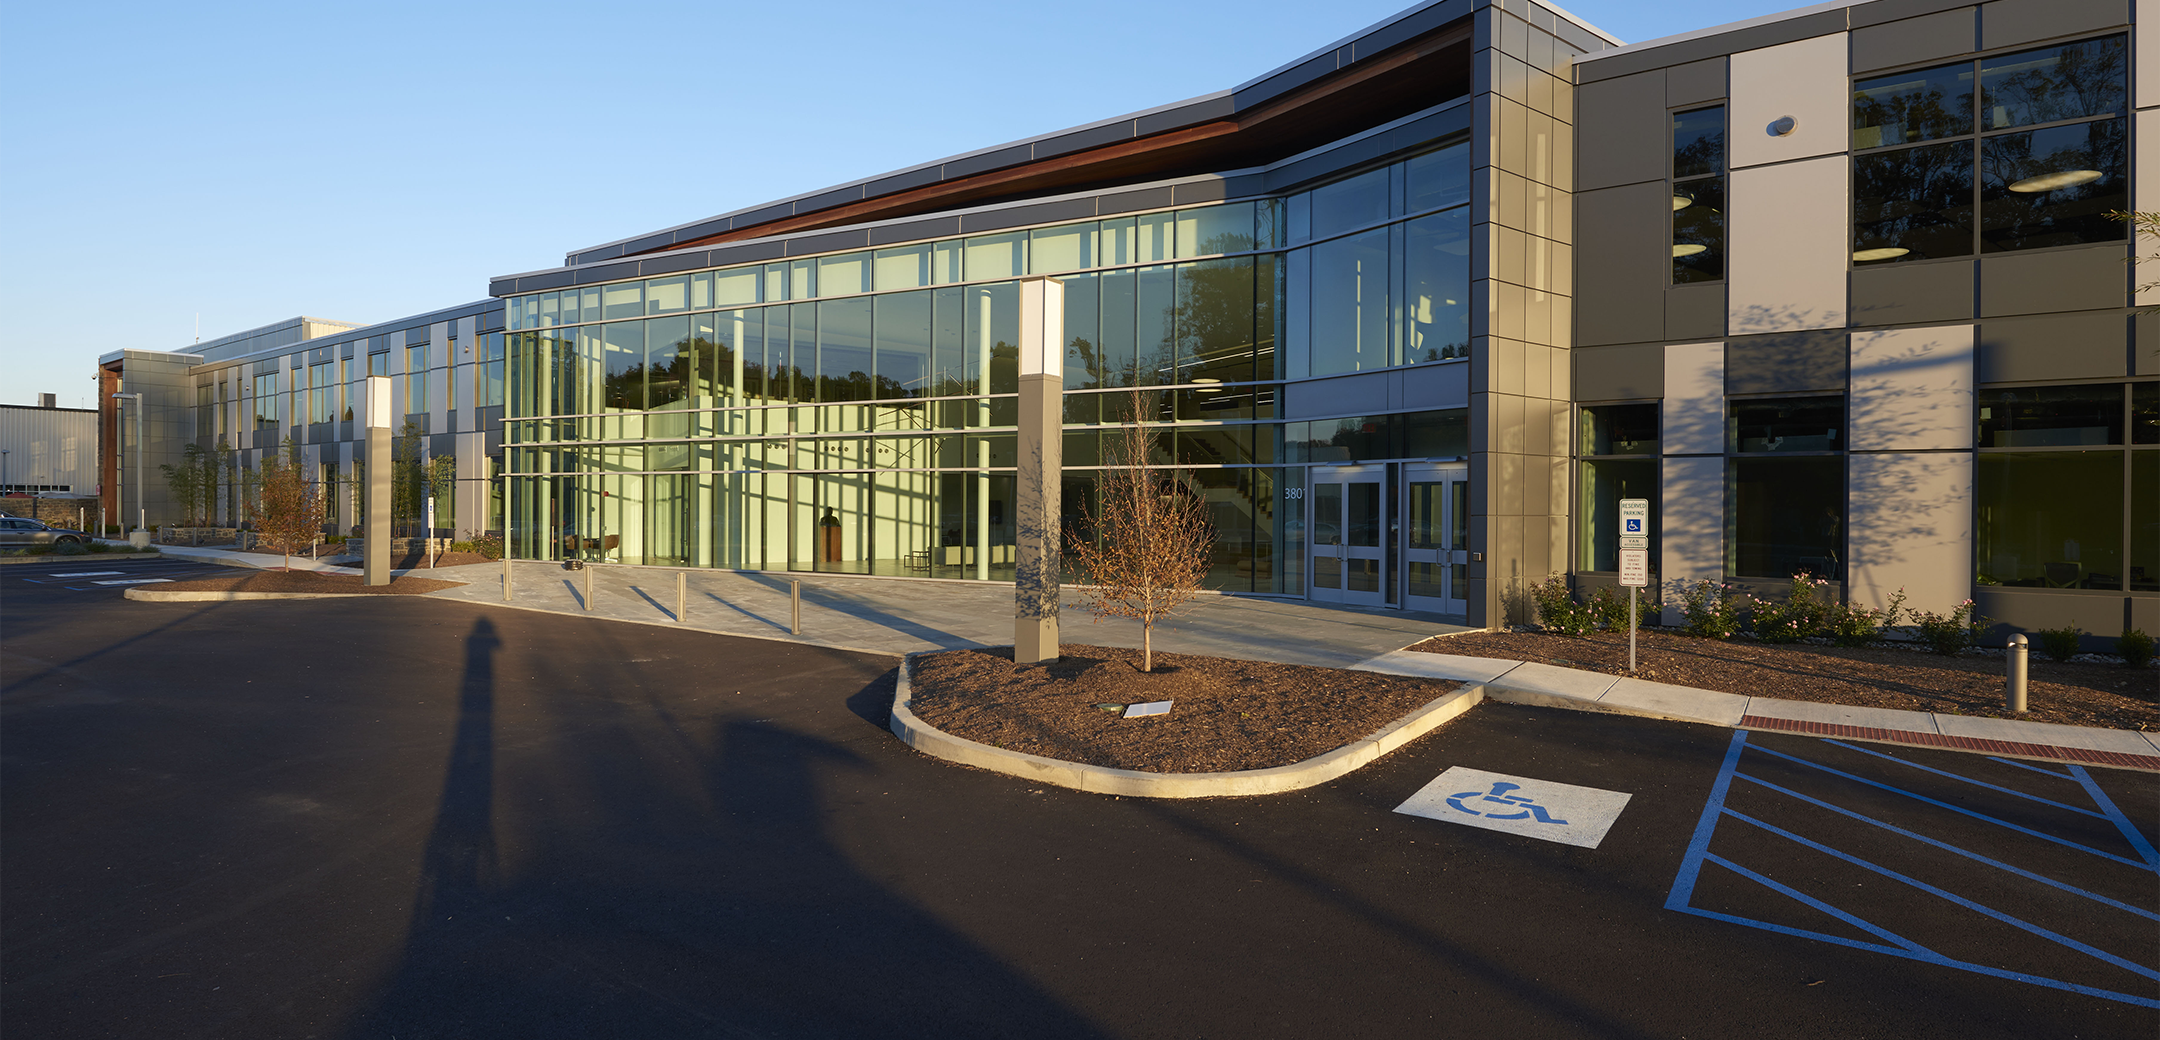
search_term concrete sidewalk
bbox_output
[152,543,362,574]
[420,559,1478,666]
[1357,645,2160,771]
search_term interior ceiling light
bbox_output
[2007,169,2103,193]
[1672,243,1708,257]
[1672,194,1693,211]
[1191,377,1220,383]
[1852,247,1911,262]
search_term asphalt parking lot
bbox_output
[4,563,2154,1039]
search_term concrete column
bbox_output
[364,376,392,586]
[1014,277,1065,665]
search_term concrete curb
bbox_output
[123,589,375,602]
[887,651,1485,798]
[0,552,163,567]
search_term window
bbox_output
[1975,380,2151,590]
[1726,396,1844,580]
[253,373,278,429]
[1579,404,1659,572]
[309,362,333,426]
[405,345,428,414]
[1852,35,2126,266]
[1672,106,1725,283]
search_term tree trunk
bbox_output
[1143,621,1153,673]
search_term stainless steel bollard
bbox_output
[790,579,801,635]
[583,562,594,611]
[2006,633,2028,713]
[676,571,686,623]
[503,558,512,602]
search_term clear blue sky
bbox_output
[0,0,1803,407]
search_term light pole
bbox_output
[110,392,143,539]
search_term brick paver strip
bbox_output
[1739,714,2160,773]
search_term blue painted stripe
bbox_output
[1989,756,2078,779]
[2070,765,2160,871]
[1704,852,1932,953]
[1746,743,2155,871]
[1734,771,2160,923]
[1667,730,1750,912]
[1821,739,2104,818]
[1726,808,2160,983]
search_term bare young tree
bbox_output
[256,438,326,571]
[1066,391,1215,672]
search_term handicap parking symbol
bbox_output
[1624,518,1643,533]
[1396,767,1632,849]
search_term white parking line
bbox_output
[49,571,125,578]
[91,578,173,586]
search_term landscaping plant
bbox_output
[1528,577,1597,637]
[1749,574,1830,644]
[1910,600,1985,656]
[1671,578,1745,639]
[256,438,327,571]
[2035,622,2084,663]
[1066,392,1214,672]
[1822,588,1906,647]
[2119,628,2155,669]
[1588,585,1641,633]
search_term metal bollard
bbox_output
[676,571,686,623]
[583,561,594,611]
[503,558,512,602]
[2005,633,2028,713]
[790,579,801,635]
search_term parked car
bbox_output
[0,517,90,548]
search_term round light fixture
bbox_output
[1672,243,1708,258]
[1852,246,1911,262]
[1672,194,1694,211]
[1767,115,1798,137]
[2007,169,2103,193]
[1191,377,1220,383]
[1196,386,1223,394]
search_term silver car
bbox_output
[0,517,90,548]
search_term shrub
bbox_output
[1822,589,1906,648]
[2119,629,2155,669]
[1588,585,1643,633]
[1529,577,1597,637]
[53,539,88,556]
[1750,574,1831,644]
[2035,623,2084,663]
[1669,579,1745,639]
[449,540,478,555]
[1910,600,1985,656]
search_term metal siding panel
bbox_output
[1851,260,1975,325]
[1574,182,1669,346]
[868,216,961,246]
[1574,70,1667,191]
[941,144,1034,180]
[1725,329,1849,394]
[1137,95,1235,134]
[1730,33,1851,169]
[1728,156,1849,333]
[1665,57,1728,106]
[1095,186,1176,216]
[1572,343,1664,400]
[866,165,946,197]
[1848,452,1973,610]
[1665,283,1728,341]
[1851,8,1977,72]
[1849,324,1973,450]
[1978,244,2129,317]
[1579,11,1852,83]
[962,198,1101,233]
[1980,0,2128,48]
[1977,312,2130,381]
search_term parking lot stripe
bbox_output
[2070,765,2160,870]
[1988,756,2078,779]
[1821,739,2108,818]
[1732,770,2160,922]
[1666,730,1750,913]
[1702,851,1933,953]
[1746,742,2156,871]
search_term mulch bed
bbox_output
[906,644,1461,774]
[152,570,465,595]
[225,546,497,570]
[1409,628,2159,732]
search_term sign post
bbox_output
[1617,498,1649,673]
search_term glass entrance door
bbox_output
[1309,465,1386,606]
[1405,463,1469,615]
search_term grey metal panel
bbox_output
[1219,172,1270,198]
[1172,180,1230,206]
[1096,185,1177,216]
[520,269,577,292]
[1573,343,1665,400]
[1577,11,1852,83]
[1283,370,1390,418]
[797,184,867,214]
[1574,182,1669,346]
[1851,260,1973,326]
[1971,587,2129,644]
[1850,0,1982,29]
[736,202,795,228]
[963,198,1099,233]
[620,232,674,256]
[2139,314,2160,375]
[404,325,431,343]
[488,278,518,298]
[1665,284,1727,341]
[1351,0,1469,59]
[1978,244,2127,317]
[1034,120,1138,160]
[1851,8,1976,73]
[640,251,709,275]
[1665,58,1727,106]
[1726,329,1848,394]
[942,144,1034,181]
[1979,0,2128,49]
[1553,16,1609,53]
[1231,57,1340,113]
[785,229,871,256]
[1575,70,1667,191]
[1976,312,2129,381]
[866,165,946,197]
[868,216,961,247]
[670,217,732,244]
[1138,95,1235,135]
[1399,359,1471,409]
[574,260,643,285]
[710,239,788,266]
[1386,104,1475,153]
